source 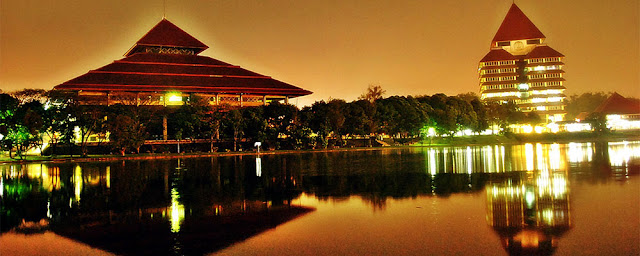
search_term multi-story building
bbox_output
[479,4,566,123]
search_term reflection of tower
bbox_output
[486,170,570,255]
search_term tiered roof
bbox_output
[525,46,564,59]
[55,19,312,97]
[492,4,545,44]
[480,49,518,62]
[594,93,640,115]
[125,19,208,56]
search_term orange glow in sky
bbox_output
[1,0,638,107]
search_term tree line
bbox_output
[0,87,614,158]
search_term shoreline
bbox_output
[2,133,638,165]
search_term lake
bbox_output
[1,141,638,255]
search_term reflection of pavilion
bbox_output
[486,170,570,255]
[0,160,312,255]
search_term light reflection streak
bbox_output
[74,165,82,203]
[106,166,111,188]
[536,143,546,172]
[170,187,185,233]
[466,147,473,174]
[485,146,493,173]
[549,144,561,170]
[525,143,534,171]
[256,157,262,177]
[608,141,640,168]
[429,149,436,175]
[420,142,613,174]
[500,146,505,173]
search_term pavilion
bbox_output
[53,19,312,107]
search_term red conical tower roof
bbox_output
[125,19,208,56]
[492,4,545,44]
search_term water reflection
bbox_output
[487,170,570,255]
[0,141,638,255]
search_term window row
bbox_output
[483,60,516,66]
[482,67,516,75]
[530,81,563,87]
[529,73,562,79]
[527,57,561,64]
[525,65,561,72]
[482,76,517,82]
[482,84,517,91]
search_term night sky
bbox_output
[1,0,638,106]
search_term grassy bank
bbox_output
[2,131,638,164]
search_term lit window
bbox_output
[518,83,529,90]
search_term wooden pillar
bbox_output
[284,96,289,104]
[215,94,219,105]
[106,92,110,106]
[163,116,168,141]
[239,94,243,107]
[263,95,267,106]
[136,92,140,106]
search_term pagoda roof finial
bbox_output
[125,19,208,56]
[492,3,545,44]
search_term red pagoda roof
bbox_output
[125,19,208,56]
[594,93,640,115]
[480,49,518,62]
[492,4,545,43]
[55,53,312,96]
[525,46,564,59]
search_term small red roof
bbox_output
[525,45,564,59]
[125,19,208,56]
[594,93,640,115]
[480,49,518,62]
[492,4,545,43]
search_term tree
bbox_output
[9,89,48,104]
[242,106,267,143]
[0,93,19,157]
[459,93,488,133]
[359,84,386,103]
[171,95,210,141]
[565,92,610,120]
[107,105,148,155]
[375,96,429,140]
[263,102,299,149]
[202,104,225,152]
[586,112,608,133]
[304,101,332,148]
[222,108,244,151]
[343,99,376,136]
[72,104,107,157]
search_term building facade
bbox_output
[54,19,312,107]
[479,4,566,123]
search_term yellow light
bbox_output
[534,126,544,133]
[607,114,621,120]
[168,94,182,102]
[522,125,533,134]
[170,187,185,233]
[525,143,534,171]
[547,123,559,133]
[74,165,82,203]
